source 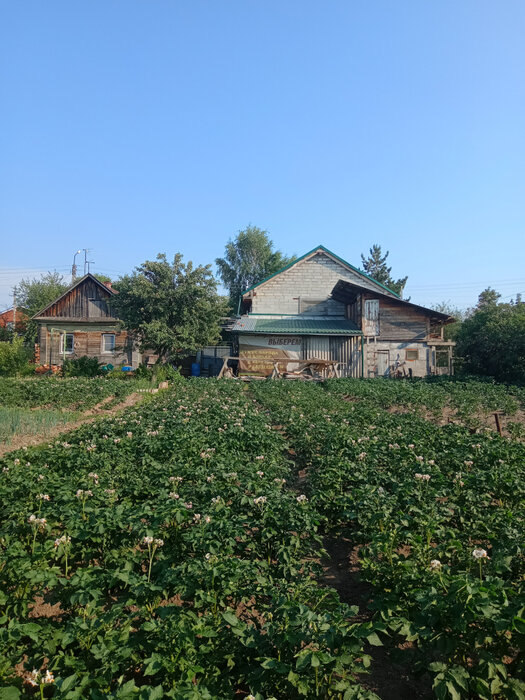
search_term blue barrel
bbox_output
[191,362,201,377]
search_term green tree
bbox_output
[16,271,69,344]
[113,253,229,361]
[477,287,501,308]
[360,244,408,297]
[455,298,525,384]
[216,225,296,309]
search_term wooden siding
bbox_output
[366,296,429,340]
[37,278,116,320]
[39,324,132,366]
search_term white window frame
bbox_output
[102,333,116,354]
[60,333,74,355]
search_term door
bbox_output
[377,350,390,377]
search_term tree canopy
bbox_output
[455,296,525,384]
[216,225,296,309]
[360,245,408,297]
[16,271,69,344]
[113,254,229,361]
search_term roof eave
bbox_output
[241,245,401,299]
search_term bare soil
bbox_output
[322,536,433,700]
[386,404,525,439]
[0,392,145,457]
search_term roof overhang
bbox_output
[331,280,455,324]
[231,316,362,335]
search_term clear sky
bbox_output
[1,1,524,311]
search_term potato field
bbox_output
[0,377,524,699]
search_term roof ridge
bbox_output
[242,245,400,298]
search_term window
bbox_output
[60,333,74,354]
[364,299,380,336]
[406,349,419,361]
[102,333,116,353]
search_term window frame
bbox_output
[60,333,74,355]
[405,348,419,361]
[102,333,116,354]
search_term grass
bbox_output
[0,406,80,445]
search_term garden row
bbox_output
[0,380,382,699]
[0,377,140,411]
[326,376,525,430]
[251,380,525,700]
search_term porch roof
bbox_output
[231,317,361,335]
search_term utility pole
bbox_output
[12,286,17,339]
[83,249,94,275]
[72,250,81,282]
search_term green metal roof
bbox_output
[232,317,361,335]
[241,245,401,298]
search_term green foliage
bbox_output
[455,301,525,384]
[360,244,408,297]
[113,254,228,361]
[62,356,104,378]
[94,274,112,285]
[251,378,525,698]
[215,225,296,308]
[16,271,69,344]
[0,326,13,342]
[0,381,378,698]
[0,338,32,377]
[477,287,501,308]
[0,377,135,409]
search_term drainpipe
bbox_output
[361,334,364,378]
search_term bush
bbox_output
[0,338,33,377]
[62,356,103,378]
[455,302,525,384]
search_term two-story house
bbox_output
[230,245,454,377]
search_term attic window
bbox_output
[406,349,419,361]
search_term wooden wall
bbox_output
[38,324,132,366]
[38,278,116,320]
[362,295,429,340]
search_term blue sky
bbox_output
[1,1,524,310]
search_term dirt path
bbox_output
[0,392,145,457]
[322,536,433,700]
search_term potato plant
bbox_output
[0,378,136,411]
[252,380,525,700]
[0,381,380,699]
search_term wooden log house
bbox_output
[32,274,139,368]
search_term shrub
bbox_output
[0,338,32,377]
[455,302,525,384]
[62,356,103,378]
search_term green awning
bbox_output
[232,317,361,335]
